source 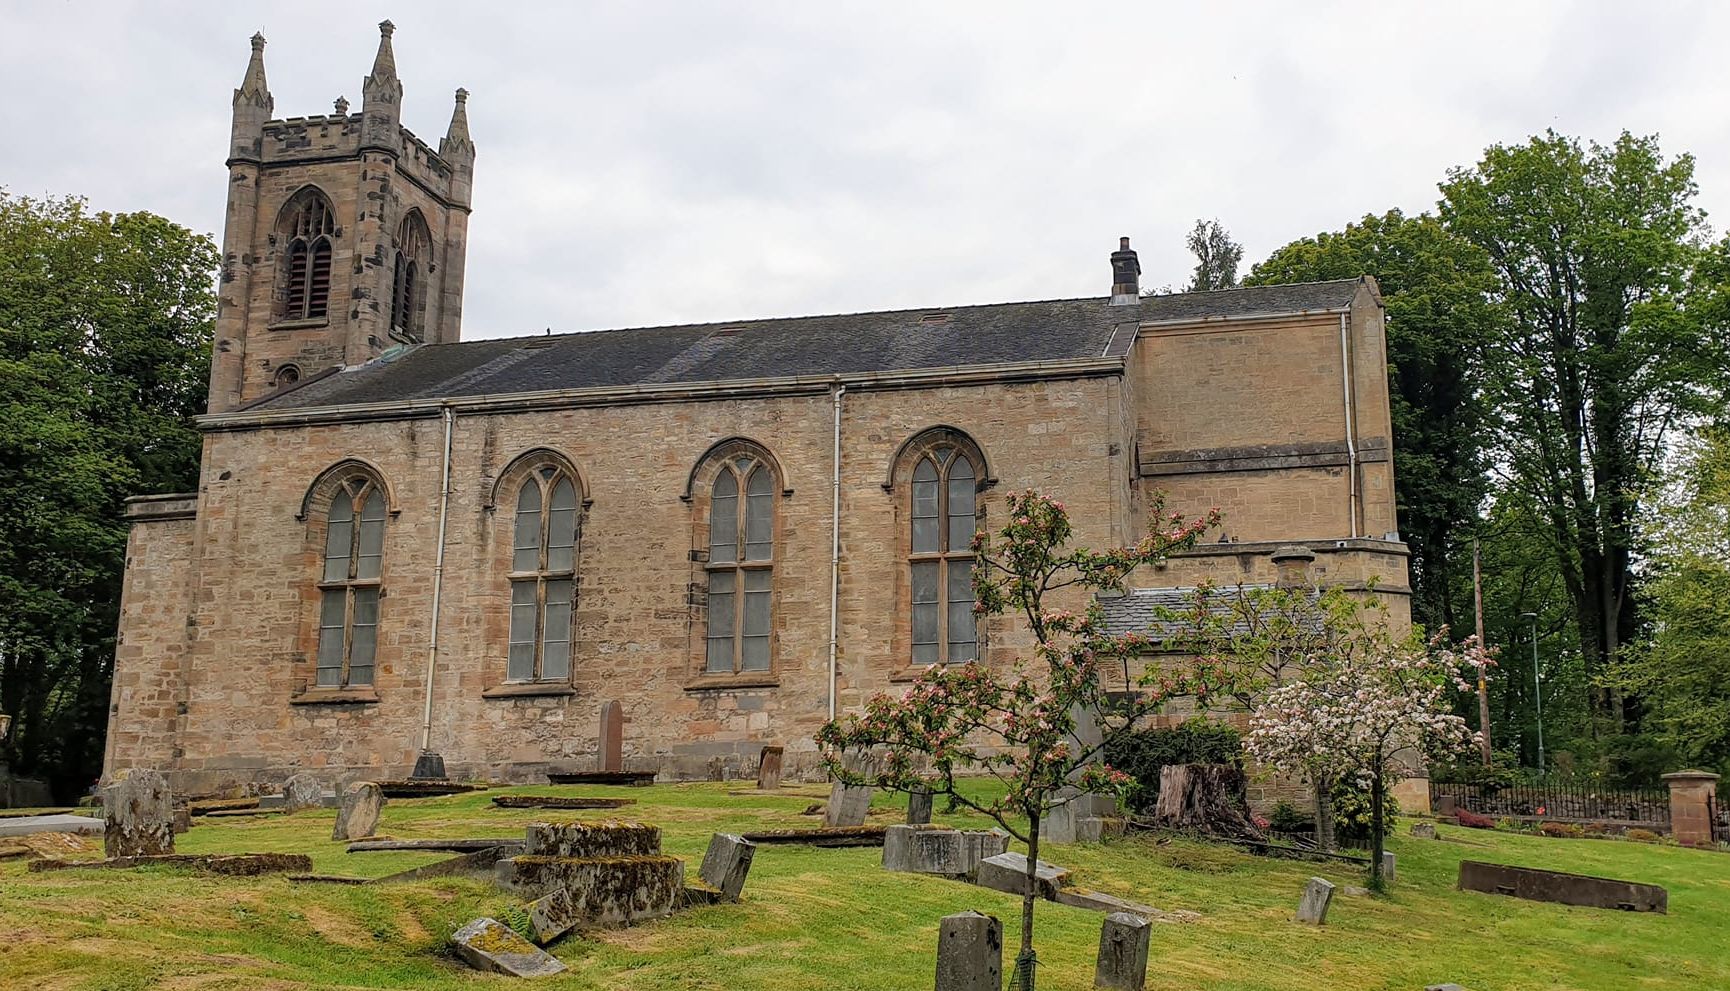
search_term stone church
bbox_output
[104,24,1409,794]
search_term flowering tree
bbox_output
[1246,631,1492,886]
[816,491,1227,983]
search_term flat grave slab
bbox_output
[739,825,886,847]
[346,837,524,853]
[0,814,103,838]
[492,795,637,810]
[545,770,657,787]
[1457,860,1667,913]
[375,779,485,798]
[29,852,312,876]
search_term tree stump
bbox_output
[1149,764,1263,840]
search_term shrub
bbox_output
[1455,808,1496,829]
[1331,779,1398,846]
[1267,800,1314,833]
[1626,828,1659,843]
[1105,720,1243,810]
[1539,821,1584,838]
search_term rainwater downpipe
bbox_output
[1338,312,1359,538]
[418,404,455,759]
[827,381,845,721]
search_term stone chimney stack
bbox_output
[1272,545,1317,588]
[1110,237,1141,305]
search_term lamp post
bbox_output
[1521,612,1544,773]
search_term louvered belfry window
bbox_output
[910,446,978,664]
[280,191,335,321]
[706,457,775,674]
[507,466,580,682]
[389,211,431,342]
[316,477,386,688]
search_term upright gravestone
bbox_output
[1410,821,1437,840]
[1093,911,1152,990]
[331,781,383,841]
[599,700,624,773]
[103,767,174,859]
[281,772,324,813]
[1380,851,1397,883]
[699,832,757,901]
[756,746,784,790]
[907,787,934,825]
[936,910,1002,991]
[825,752,875,828]
[1296,876,1335,925]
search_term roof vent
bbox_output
[711,326,747,337]
[919,312,951,324]
[519,341,554,351]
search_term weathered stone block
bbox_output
[1296,876,1334,924]
[1410,821,1437,840]
[452,917,567,977]
[698,833,755,902]
[907,787,933,825]
[881,825,1008,879]
[936,910,1002,991]
[103,768,174,859]
[524,820,660,858]
[598,701,624,773]
[330,782,382,841]
[1457,860,1666,913]
[1054,888,1165,920]
[975,852,1070,899]
[825,780,872,828]
[281,772,324,812]
[1093,911,1151,990]
[495,854,684,924]
[756,746,784,790]
[1380,851,1396,883]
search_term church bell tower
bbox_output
[209,22,475,413]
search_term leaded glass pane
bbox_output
[546,477,578,573]
[946,561,976,662]
[912,458,940,553]
[541,578,573,681]
[709,471,738,565]
[912,560,939,663]
[348,587,378,683]
[513,480,542,573]
[316,589,345,686]
[356,489,385,580]
[323,493,353,582]
[508,580,537,681]
[946,456,976,551]
[741,570,771,671]
[706,570,736,672]
[744,467,773,561]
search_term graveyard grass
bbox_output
[4,782,1729,990]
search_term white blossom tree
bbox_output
[1246,631,1491,887]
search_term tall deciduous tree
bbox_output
[1184,219,1243,292]
[0,191,215,798]
[1247,211,1499,634]
[1439,131,1727,726]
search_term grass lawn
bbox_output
[3,781,1727,990]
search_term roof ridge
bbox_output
[1162,276,1363,299]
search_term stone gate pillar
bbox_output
[1661,769,1719,848]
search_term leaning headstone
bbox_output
[935,910,1002,991]
[451,917,567,977]
[598,701,624,772]
[1093,911,1151,990]
[1296,876,1335,925]
[699,832,756,902]
[907,787,934,825]
[102,768,174,859]
[1410,821,1437,840]
[824,780,873,828]
[330,782,382,842]
[281,772,324,813]
[528,887,583,944]
[1380,851,1397,883]
[976,851,1071,899]
[756,746,784,790]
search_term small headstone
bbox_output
[330,782,383,841]
[452,917,567,977]
[1380,851,1397,883]
[756,746,784,790]
[976,851,1071,899]
[281,772,324,813]
[598,701,623,772]
[1296,876,1335,925]
[907,787,934,825]
[528,887,582,944]
[882,825,1008,878]
[1411,821,1437,840]
[698,832,756,902]
[1435,794,1457,817]
[171,808,192,835]
[935,910,1002,991]
[102,768,174,859]
[824,780,873,828]
[1425,985,1469,991]
[1093,911,1151,990]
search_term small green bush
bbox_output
[1330,779,1398,846]
[1539,821,1585,838]
[1268,800,1314,833]
[1104,720,1243,811]
[1625,828,1659,842]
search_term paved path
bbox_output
[0,813,103,837]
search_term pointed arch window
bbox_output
[279,189,335,322]
[910,447,979,665]
[317,477,386,687]
[390,211,431,342]
[508,466,580,682]
[706,456,775,674]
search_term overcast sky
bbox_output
[4,2,1729,340]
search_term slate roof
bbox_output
[1097,584,1285,640]
[251,279,1363,413]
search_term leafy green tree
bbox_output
[0,191,215,798]
[1184,219,1243,292]
[1439,131,1727,726]
[1247,210,1499,634]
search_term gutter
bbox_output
[827,381,845,722]
[414,404,455,774]
[1339,312,1359,538]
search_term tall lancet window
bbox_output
[899,431,984,665]
[390,210,431,342]
[317,476,386,687]
[508,466,580,682]
[706,456,775,674]
[278,187,335,322]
